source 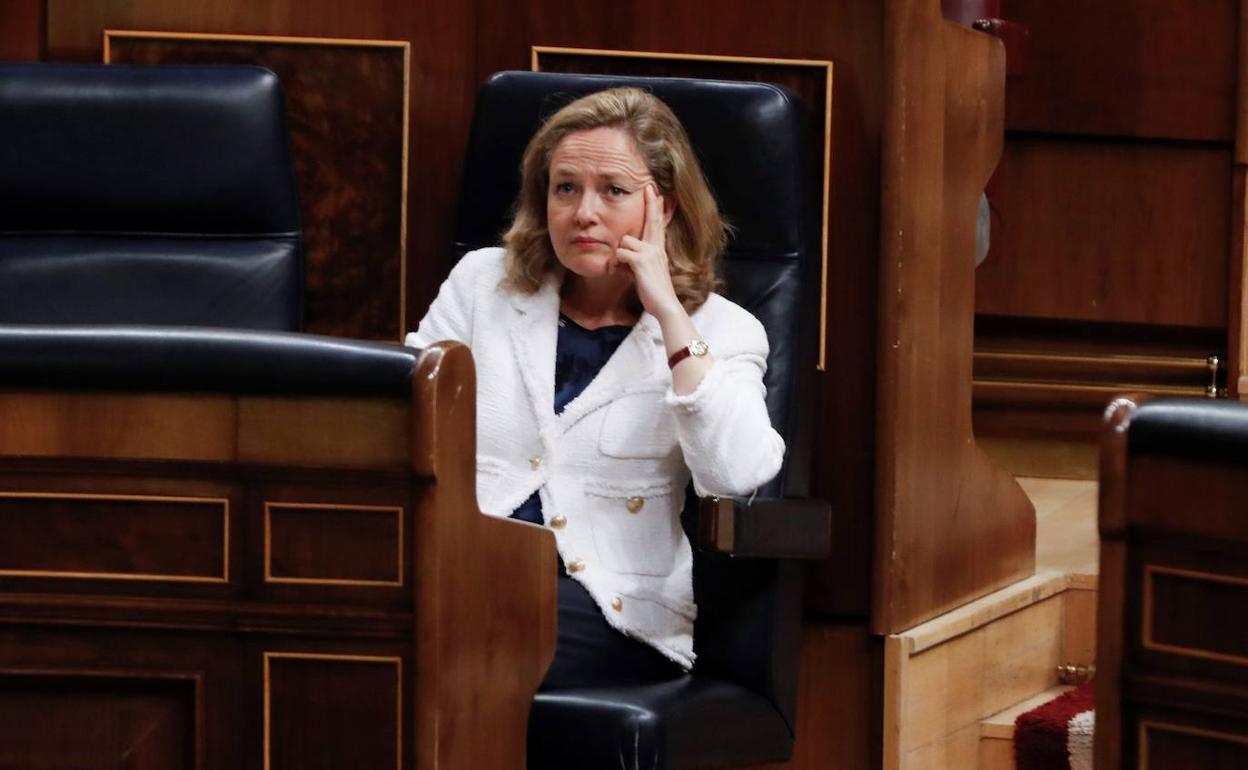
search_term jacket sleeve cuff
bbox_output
[662,357,739,413]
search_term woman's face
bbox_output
[546,126,655,281]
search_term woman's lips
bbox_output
[572,237,605,246]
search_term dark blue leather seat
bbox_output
[0,63,416,393]
[455,71,830,770]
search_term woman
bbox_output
[406,87,784,689]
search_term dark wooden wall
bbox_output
[0,0,42,60]
[973,0,1245,441]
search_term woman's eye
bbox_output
[608,186,628,197]
[553,182,575,195]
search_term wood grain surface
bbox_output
[874,0,1034,633]
[976,139,1232,328]
[1001,0,1237,142]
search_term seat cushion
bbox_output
[528,676,793,770]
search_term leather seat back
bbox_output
[0,63,303,330]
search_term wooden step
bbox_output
[979,686,1075,770]
[882,477,1098,770]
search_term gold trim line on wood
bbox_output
[532,45,834,371]
[532,44,836,69]
[1139,720,1248,770]
[975,350,1215,370]
[1142,564,1248,667]
[262,652,403,770]
[0,491,229,583]
[263,502,404,587]
[974,379,1211,397]
[398,42,411,341]
[104,30,411,51]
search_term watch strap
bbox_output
[667,339,708,369]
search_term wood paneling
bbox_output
[0,392,238,461]
[0,0,42,60]
[266,502,404,586]
[237,397,409,469]
[976,138,1232,328]
[1001,0,1238,141]
[0,343,554,770]
[0,629,244,770]
[0,491,228,582]
[974,0,1244,436]
[0,672,196,770]
[1145,565,1248,665]
[874,0,1033,633]
[265,653,401,770]
[974,319,1228,440]
[1141,722,1248,768]
[0,391,409,469]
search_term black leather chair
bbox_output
[454,71,832,770]
[0,62,416,392]
[0,63,304,330]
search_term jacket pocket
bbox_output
[585,479,682,576]
[598,391,678,459]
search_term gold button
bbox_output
[530,455,543,470]
[626,496,644,513]
[567,559,585,573]
[611,596,623,611]
[550,514,567,529]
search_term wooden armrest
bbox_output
[697,495,832,559]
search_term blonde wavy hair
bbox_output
[502,87,727,313]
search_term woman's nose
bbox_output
[573,192,600,226]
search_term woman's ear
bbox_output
[663,196,676,227]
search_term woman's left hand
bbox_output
[616,185,682,322]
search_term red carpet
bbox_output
[1014,682,1095,770]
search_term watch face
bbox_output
[690,340,709,357]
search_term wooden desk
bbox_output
[0,342,556,770]
[1097,397,1248,769]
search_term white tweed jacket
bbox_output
[405,247,784,668]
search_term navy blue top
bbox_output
[511,314,633,525]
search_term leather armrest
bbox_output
[697,496,831,559]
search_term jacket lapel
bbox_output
[555,312,665,432]
[507,279,561,437]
